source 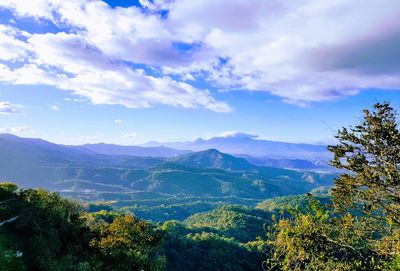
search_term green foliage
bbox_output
[266,103,400,270]
[0,185,91,270]
[86,202,113,213]
[328,102,400,224]
[0,183,164,271]
[155,205,276,271]
[266,198,380,270]
[256,193,332,213]
[114,196,260,222]
[0,233,26,271]
[160,220,265,271]
[184,205,272,243]
[0,134,334,201]
[90,214,165,271]
[383,255,400,271]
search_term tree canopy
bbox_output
[266,102,400,270]
[0,183,164,271]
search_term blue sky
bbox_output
[0,0,400,145]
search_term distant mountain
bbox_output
[168,149,254,171]
[78,143,191,157]
[0,134,334,200]
[142,132,331,161]
[238,155,334,172]
[0,134,162,188]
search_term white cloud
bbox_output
[64,97,87,103]
[282,99,309,108]
[48,103,60,111]
[0,27,232,112]
[120,132,138,139]
[164,0,400,105]
[114,119,122,124]
[215,131,258,139]
[0,101,22,114]
[0,126,34,134]
[0,24,32,61]
[0,0,400,108]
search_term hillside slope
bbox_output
[0,134,334,202]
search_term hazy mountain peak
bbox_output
[169,148,253,171]
[193,137,206,143]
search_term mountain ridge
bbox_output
[0,134,334,200]
[141,134,330,160]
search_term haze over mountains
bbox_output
[77,143,191,158]
[144,132,333,171]
[0,133,334,203]
[76,132,333,171]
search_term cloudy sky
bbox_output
[0,0,400,145]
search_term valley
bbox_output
[0,133,334,222]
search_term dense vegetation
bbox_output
[161,205,270,271]
[0,135,334,201]
[266,103,400,270]
[1,102,399,271]
[0,183,164,271]
[3,181,335,271]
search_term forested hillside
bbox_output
[0,182,329,271]
[1,103,399,271]
[0,135,333,200]
[0,183,164,271]
[0,135,334,223]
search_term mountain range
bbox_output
[142,132,330,159]
[77,132,333,171]
[76,143,191,157]
[0,133,334,202]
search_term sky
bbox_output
[0,0,400,145]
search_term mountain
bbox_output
[238,155,334,172]
[168,149,254,171]
[0,134,162,188]
[0,134,334,201]
[78,143,191,157]
[143,132,331,161]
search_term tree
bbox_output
[328,102,400,225]
[90,214,165,271]
[266,103,400,270]
[264,197,380,271]
[0,184,166,271]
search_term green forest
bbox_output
[1,103,399,270]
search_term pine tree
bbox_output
[328,102,400,225]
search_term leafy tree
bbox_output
[0,185,92,270]
[328,102,400,225]
[89,214,165,271]
[266,103,400,270]
[0,183,165,271]
[265,197,378,270]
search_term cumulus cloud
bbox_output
[0,30,231,112]
[0,101,22,114]
[0,0,231,112]
[308,19,400,75]
[0,0,399,108]
[164,0,400,104]
[0,24,32,61]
